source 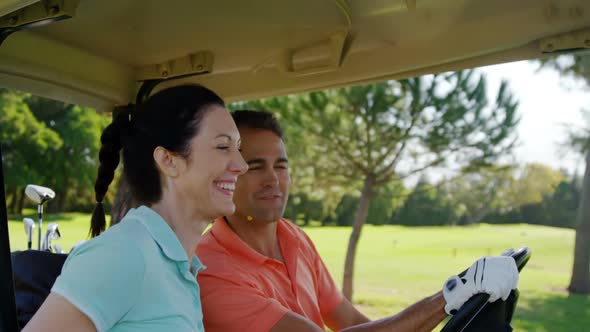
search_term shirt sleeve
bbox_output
[198,273,289,332]
[300,230,344,317]
[51,237,145,332]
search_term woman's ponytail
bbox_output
[90,107,131,237]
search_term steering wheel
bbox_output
[440,246,531,332]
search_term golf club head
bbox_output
[25,184,55,205]
[53,244,63,254]
[23,218,35,250]
[23,218,35,235]
[42,223,61,251]
[46,224,61,240]
[501,248,516,256]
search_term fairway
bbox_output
[7,214,590,331]
[304,224,589,331]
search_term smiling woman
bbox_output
[21,84,248,332]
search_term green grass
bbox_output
[304,224,588,331]
[7,212,589,331]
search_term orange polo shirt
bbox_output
[196,218,343,332]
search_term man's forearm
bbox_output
[340,291,447,332]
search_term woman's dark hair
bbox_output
[90,84,225,237]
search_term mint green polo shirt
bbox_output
[52,206,205,332]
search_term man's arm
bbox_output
[341,292,446,332]
[269,292,445,332]
[324,297,370,330]
[270,254,519,332]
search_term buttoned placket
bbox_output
[177,261,200,298]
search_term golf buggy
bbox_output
[0,1,588,330]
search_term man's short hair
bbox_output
[231,110,284,139]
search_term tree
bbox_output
[512,163,565,207]
[571,146,590,294]
[284,193,325,226]
[441,163,568,226]
[543,179,580,228]
[334,194,359,226]
[25,96,110,211]
[366,182,406,225]
[334,183,406,226]
[442,166,516,225]
[0,89,62,213]
[256,70,519,299]
[564,111,590,294]
[540,54,590,294]
[393,177,456,226]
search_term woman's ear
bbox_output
[153,146,183,178]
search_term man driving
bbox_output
[196,110,519,332]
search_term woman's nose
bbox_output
[230,151,248,175]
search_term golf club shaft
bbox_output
[37,204,42,250]
[44,231,51,251]
[23,219,34,250]
[26,225,32,249]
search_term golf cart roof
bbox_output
[1,0,589,111]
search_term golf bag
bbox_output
[11,250,67,329]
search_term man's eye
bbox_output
[217,146,229,150]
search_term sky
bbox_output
[479,60,589,176]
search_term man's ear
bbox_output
[153,146,182,178]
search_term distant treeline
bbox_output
[287,164,580,229]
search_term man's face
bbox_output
[232,127,290,223]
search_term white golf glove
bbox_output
[442,256,519,315]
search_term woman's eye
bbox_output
[217,146,229,150]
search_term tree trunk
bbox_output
[10,188,19,214]
[342,174,374,300]
[17,191,26,215]
[6,187,13,212]
[55,190,67,213]
[291,204,298,224]
[568,150,590,294]
[8,187,16,214]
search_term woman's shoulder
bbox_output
[54,221,148,302]
[66,211,154,271]
[67,224,147,267]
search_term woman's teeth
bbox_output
[217,182,235,191]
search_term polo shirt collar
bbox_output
[190,255,206,276]
[132,205,188,263]
[212,217,267,265]
[211,217,299,265]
